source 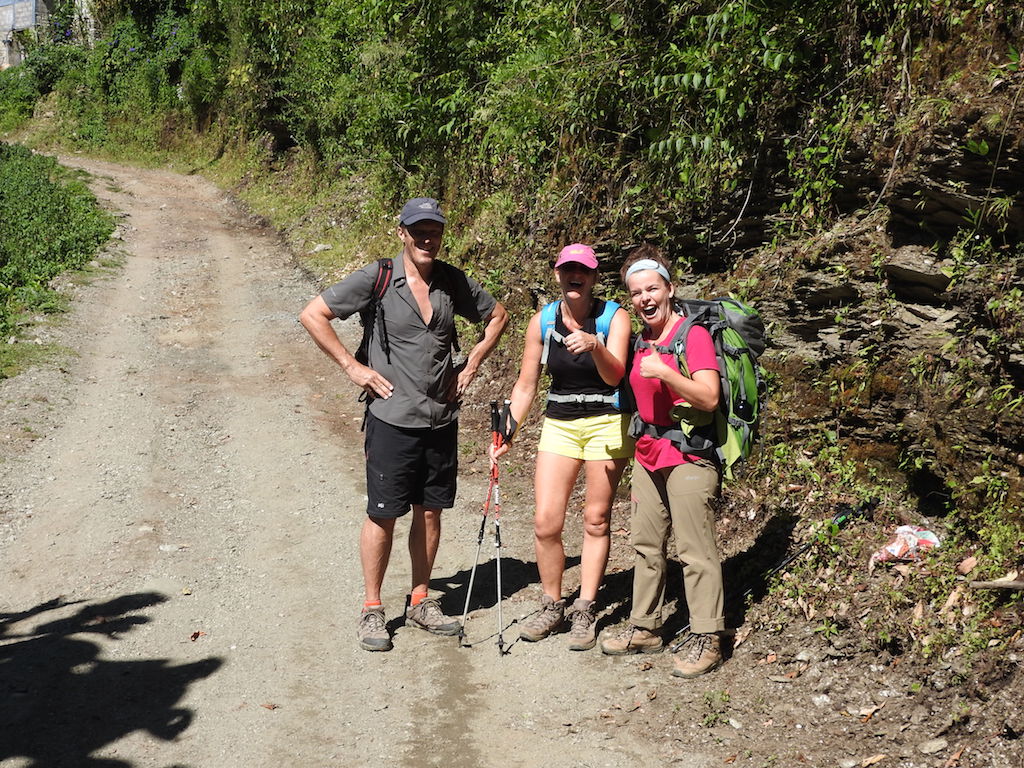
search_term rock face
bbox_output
[754,201,1023,515]
[732,66,1024,517]
[884,246,952,302]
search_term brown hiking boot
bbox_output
[405,597,462,636]
[357,606,393,652]
[519,594,565,642]
[599,625,663,655]
[671,633,723,678]
[566,598,598,651]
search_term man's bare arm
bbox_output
[453,302,510,399]
[299,295,394,400]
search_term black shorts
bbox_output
[364,411,458,518]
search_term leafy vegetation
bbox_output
[0,67,40,133]
[0,143,114,346]
[14,1,1018,243]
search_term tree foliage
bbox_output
[9,0,1023,246]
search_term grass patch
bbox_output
[0,340,71,379]
[0,142,114,368]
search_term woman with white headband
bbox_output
[599,244,726,679]
[489,243,633,650]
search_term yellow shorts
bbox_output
[537,413,635,461]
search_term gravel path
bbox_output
[0,157,705,768]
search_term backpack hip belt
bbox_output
[628,412,718,457]
[547,392,619,405]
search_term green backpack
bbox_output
[631,297,766,480]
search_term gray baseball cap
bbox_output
[399,197,446,226]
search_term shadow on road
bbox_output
[433,555,583,616]
[0,592,223,768]
[593,508,800,638]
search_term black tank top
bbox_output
[545,299,620,420]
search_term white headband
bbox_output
[624,259,671,284]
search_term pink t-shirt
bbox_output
[629,316,719,471]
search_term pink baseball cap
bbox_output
[554,243,598,270]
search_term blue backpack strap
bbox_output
[595,299,622,408]
[594,299,619,345]
[539,300,561,366]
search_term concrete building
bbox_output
[1,1,93,70]
[2,0,46,69]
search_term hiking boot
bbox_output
[566,598,598,651]
[671,633,723,678]
[599,625,663,655]
[405,597,462,636]
[357,606,392,652]
[519,594,566,642]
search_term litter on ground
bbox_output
[868,525,940,572]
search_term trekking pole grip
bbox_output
[490,401,500,446]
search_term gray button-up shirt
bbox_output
[321,255,497,429]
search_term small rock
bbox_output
[918,738,948,755]
[909,705,929,724]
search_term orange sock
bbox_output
[410,591,428,607]
[364,600,382,609]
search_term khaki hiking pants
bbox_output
[629,460,725,635]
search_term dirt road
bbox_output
[0,158,703,767]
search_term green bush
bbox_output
[0,143,114,337]
[181,45,223,122]
[23,42,88,94]
[0,68,41,133]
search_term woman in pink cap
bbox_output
[490,243,633,650]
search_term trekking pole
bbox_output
[458,401,511,655]
[458,459,494,649]
[458,489,489,647]
[668,499,876,653]
[490,400,507,655]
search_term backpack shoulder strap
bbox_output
[372,258,393,301]
[595,299,619,344]
[358,258,394,364]
[539,300,561,366]
[639,313,699,355]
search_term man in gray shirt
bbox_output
[300,197,508,651]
